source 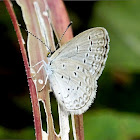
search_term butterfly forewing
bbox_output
[49,27,110,114]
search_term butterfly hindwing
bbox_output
[49,27,110,114]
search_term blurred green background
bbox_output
[0,0,140,140]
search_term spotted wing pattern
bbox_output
[49,27,110,114]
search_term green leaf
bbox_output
[84,109,140,140]
[0,127,34,139]
[89,1,140,73]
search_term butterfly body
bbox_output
[35,27,110,115]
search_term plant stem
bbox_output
[4,0,42,139]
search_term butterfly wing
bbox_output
[49,27,110,114]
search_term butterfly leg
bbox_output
[28,60,50,91]
[31,60,44,68]
[28,64,44,79]
[28,60,45,79]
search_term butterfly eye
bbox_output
[47,52,51,57]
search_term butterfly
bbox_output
[31,27,110,115]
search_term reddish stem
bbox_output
[4,0,42,140]
[74,115,84,140]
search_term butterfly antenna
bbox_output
[18,24,51,52]
[56,21,73,49]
